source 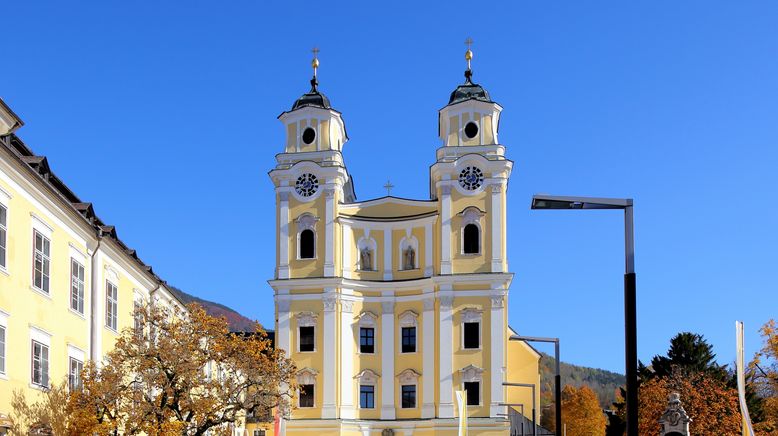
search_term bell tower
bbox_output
[430,40,513,275]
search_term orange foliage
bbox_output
[560,385,607,436]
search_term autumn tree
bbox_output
[70,303,296,435]
[9,380,71,435]
[750,319,778,435]
[649,332,727,380]
[550,385,606,436]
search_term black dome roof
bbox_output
[292,77,331,110]
[448,70,492,105]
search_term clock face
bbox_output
[295,173,319,197]
[458,166,484,191]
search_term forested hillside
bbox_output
[539,353,625,409]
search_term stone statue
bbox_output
[360,247,372,271]
[658,392,691,436]
[403,246,415,270]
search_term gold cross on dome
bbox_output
[312,47,320,59]
[311,47,320,77]
[465,37,473,50]
[383,180,395,196]
[464,37,474,69]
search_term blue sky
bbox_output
[3,1,776,373]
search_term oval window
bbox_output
[302,127,316,145]
[464,122,479,139]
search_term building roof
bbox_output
[291,77,331,110]
[448,69,493,106]
[0,122,186,307]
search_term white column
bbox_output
[381,300,396,419]
[340,298,355,419]
[424,220,433,277]
[383,228,393,280]
[276,298,292,357]
[324,188,335,276]
[322,293,338,418]
[440,185,452,274]
[342,222,352,279]
[438,294,454,417]
[278,191,290,279]
[421,296,436,418]
[89,249,104,362]
[490,183,503,273]
[489,293,506,417]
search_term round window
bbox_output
[464,122,479,139]
[302,127,316,145]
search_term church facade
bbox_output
[268,50,541,436]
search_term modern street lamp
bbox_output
[530,194,637,436]
[510,335,561,436]
[503,382,537,436]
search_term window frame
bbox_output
[70,258,86,315]
[295,213,319,260]
[69,357,83,391]
[401,384,417,409]
[31,339,49,388]
[0,203,7,271]
[298,325,315,353]
[464,381,481,406]
[401,326,416,353]
[359,384,376,409]
[359,327,375,354]
[105,280,118,332]
[460,308,483,350]
[298,383,315,408]
[298,229,316,259]
[0,324,6,376]
[254,431,267,436]
[462,223,480,255]
[32,229,51,294]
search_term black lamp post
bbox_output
[510,335,561,436]
[531,194,637,436]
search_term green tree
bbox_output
[650,332,726,380]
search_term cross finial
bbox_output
[464,37,474,71]
[311,47,320,78]
[383,180,395,196]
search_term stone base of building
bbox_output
[278,417,509,436]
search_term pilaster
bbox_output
[321,292,337,418]
[424,221,433,277]
[381,300,396,419]
[440,185,452,274]
[438,293,454,417]
[421,295,436,418]
[342,222,352,279]
[489,292,506,417]
[324,188,335,276]
[278,190,290,279]
[383,228,393,280]
[340,297,355,419]
[276,298,292,357]
[490,183,503,272]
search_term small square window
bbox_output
[401,327,416,353]
[299,326,315,352]
[254,431,266,436]
[360,327,375,353]
[463,322,479,349]
[464,381,480,406]
[359,385,375,409]
[299,384,314,408]
[401,385,416,408]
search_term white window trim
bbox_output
[31,228,51,295]
[399,310,419,354]
[356,312,378,355]
[398,368,421,410]
[0,310,8,379]
[459,207,485,256]
[0,197,8,274]
[69,257,86,317]
[296,312,317,353]
[460,364,484,407]
[296,367,318,408]
[460,307,483,351]
[29,325,51,389]
[295,213,319,260]
[355,369,380,409]
[105,280,119,333]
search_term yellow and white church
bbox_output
[267,49,541,436]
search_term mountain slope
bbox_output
[169,286,259,332]
[539,353,625,408]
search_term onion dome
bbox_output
[292,77,332,110]
[448,40,493,105]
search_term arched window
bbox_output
[300,229,315,259]
[463,224,480,254]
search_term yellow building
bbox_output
[0,97,186,431]
[267,51,541,436]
